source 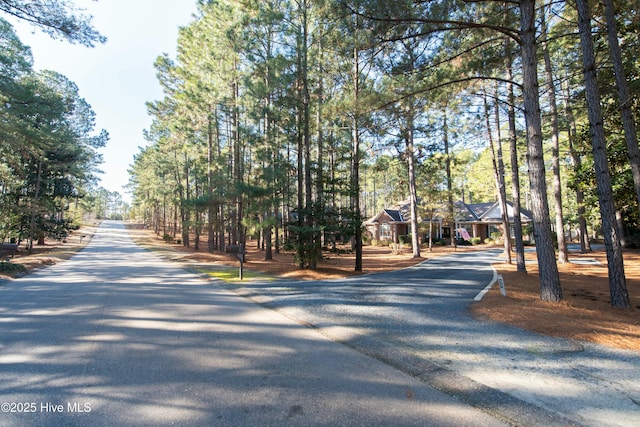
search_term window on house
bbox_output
[380,223,391,240]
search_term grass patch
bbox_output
[204,268,271,282]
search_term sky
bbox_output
[8,0,199,203]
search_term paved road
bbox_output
[227,249,640,427]
[0,221,507,427]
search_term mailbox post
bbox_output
[225,244,245,280]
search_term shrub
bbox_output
[390,242,404,255]
[0,261,27,276]
[624,232,640,249]
[162,234,174,243]
[470,237,482,245]
[432,238,445,246]
[282,240,294,251]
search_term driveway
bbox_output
[1,221,507,427]
[229,250,640,427]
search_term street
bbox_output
[0,221,506,427]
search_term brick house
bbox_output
[365,199,532,243]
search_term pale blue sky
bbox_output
[10,0,198,203]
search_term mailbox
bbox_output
[225,245,243,254]
[224,244,245,279]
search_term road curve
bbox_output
[230,247,640,427]
[0,221,507,427]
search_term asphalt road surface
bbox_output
[228,243,640,427]
[0,221,508,427]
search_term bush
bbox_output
[370,239,379,247]
[162,234,174,243]
[624,232,640,249]
[0,261,27,276]
[470,237,482,245]
[282,240,294,251]
[432,238,445,246]
[390,242,404,254]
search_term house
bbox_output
[365,199,429,243]
[452,201,533,242]
[365,199,532,243]
[365,206,411,243]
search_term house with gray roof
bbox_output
[453,200,533,242]
[365,199,532,243]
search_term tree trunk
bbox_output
[182,152,190,248]
[207,115,215,253]
[576,0,630,308]
[301,0,318,269]
[406,110,421,258]
[494,85,512,263]
[27,157,44,252]
[232,76,243,247]
[484,85,511,263]
[194,175,200,251]
[505,38,526,272]
[520,0,562,301]
[541,6,568,263]
[563,73,591,253]
[352,42,363,272]
[316,32,325,257]
[603,0,640,212]
[443,110,456,249]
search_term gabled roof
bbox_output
[370,198,420,223]
[384,209,404,222]
[368,208,407,224]
[456,201,533,223]
[368,199,532,225]
[454,201,490,221]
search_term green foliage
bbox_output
[0,1,105,46]
[432,238,445,246]
[41,218,78,241]
[0,20,106,246]
[123,0,640,290]
[0,261,27,276]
